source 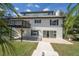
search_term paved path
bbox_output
[42,38,73,44]
[32,41,59,56]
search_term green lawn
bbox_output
[51,41,79,56]
[0,41,38,56]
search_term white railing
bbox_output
[22,15,58,17]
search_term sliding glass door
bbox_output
[43,30,56,38]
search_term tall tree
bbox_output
[64,3,79,39]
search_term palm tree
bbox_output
[0,3,19,55]
[64,3,79,40]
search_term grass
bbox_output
[51,41,79,56]
[0,41,38,56]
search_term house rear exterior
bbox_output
[7,10,65,40]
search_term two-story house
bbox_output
[7,10,65,40]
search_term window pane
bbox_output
[43,31,49,38]
[43,31,47,37]
[31,30,39,36]
[49,31,56,38]
[35,20,41,23]
[50,20,58,26]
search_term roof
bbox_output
[7,16,66,19]
[5,11,65,19]
[20,11,55,14]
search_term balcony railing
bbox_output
[6,19,31,28]
[22,14,56,17]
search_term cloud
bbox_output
[27,4,40,8]
[35,4,40,8]
[26,9,31,12]
[15,7,19,10]
[43,8,50,11]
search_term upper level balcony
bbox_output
[5,19,31,28]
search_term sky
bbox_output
[12,3,69,13]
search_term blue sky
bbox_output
[12,3,69,13]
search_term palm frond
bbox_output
[64,3,79,37]
[0,3,20,55]
[65,4,79,26]
[67,3,72,11]
[4,3,20,17]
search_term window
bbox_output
[50,19,58,26]
[22,21,27,27]
[49,31,56,38]
[35,19,41,23]
[31,30,39,36]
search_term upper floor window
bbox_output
[50,19,59,26]
[35,19,41,23]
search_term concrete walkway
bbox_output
[42,38,73,44]
[32,41,59,56]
